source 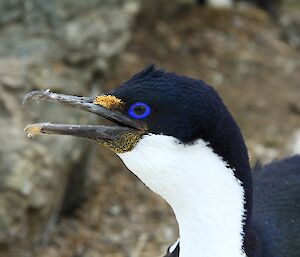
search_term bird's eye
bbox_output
[128,102,151,119]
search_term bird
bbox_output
[23,65,299,257]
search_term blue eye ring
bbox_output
[128,102,151,120]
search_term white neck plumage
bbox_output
[118,134,247,257]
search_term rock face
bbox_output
[0,1,140,256]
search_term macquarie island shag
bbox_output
[23,65,300,257]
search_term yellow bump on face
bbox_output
[93,95,124,110]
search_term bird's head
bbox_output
[24,65,251,200]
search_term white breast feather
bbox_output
[118,134,246,257]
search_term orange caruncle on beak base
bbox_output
[93,95,124,110]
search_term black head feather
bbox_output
[112,65,251,175]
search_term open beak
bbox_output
[23,90,146,153]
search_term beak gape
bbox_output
[23,90,145,153]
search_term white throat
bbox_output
[118,134,246,257]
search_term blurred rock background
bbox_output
[0,0,299,257]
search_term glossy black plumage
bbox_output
[252,156,300,257]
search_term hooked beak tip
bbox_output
[24,124,42,137]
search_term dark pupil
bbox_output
[134,105,146,116]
